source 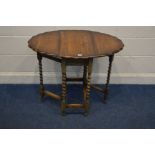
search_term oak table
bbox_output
[28,30,124,115]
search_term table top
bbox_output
[28,30,124,59]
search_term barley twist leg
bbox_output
[37,53,45,99]
[84,59,93,115]
[104,54,114,101]
[83,64,88,103]
[61,60,67,115]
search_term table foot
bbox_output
[83,111,89,116]
[103,88,109,102]
[61,111,67,116]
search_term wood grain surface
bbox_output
[28,30,124,59]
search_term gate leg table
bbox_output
[28,30,124,115]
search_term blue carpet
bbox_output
[0,84,155,129]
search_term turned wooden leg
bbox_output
[37,53,45,99]
[84,59,93,115]
[104,54,114,101]
[61,60,67,115]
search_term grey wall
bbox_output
[0,26,155,84]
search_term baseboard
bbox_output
[0,72,155,84]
